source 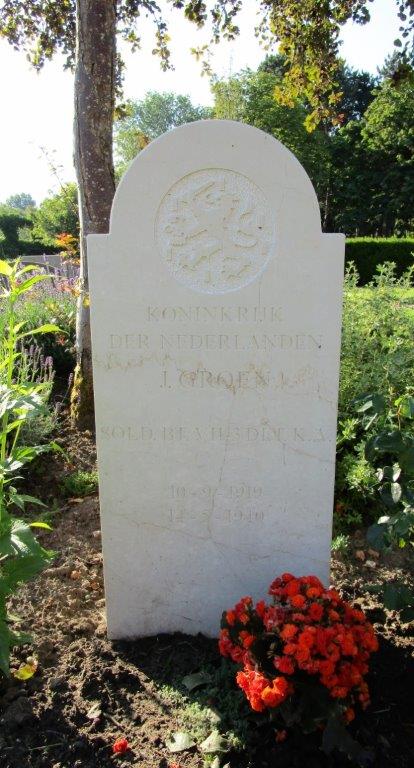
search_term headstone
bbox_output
[88,120,344,639]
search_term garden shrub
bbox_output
[335,388,414,537]
[339,262,414,422]
[335,263,414,532]
[345,238,414,285]
[0,259,60,676]
[0,286,76,376]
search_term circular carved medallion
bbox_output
[155,169,276,294]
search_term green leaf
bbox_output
[366,522,388,550]
[20,496,47,508]
[0,260,12,276]
[29,521,52,530]
[15,275,51,295]
[375,431,406,454]
[2,553,53,591]
[0,623,32,677]
[17,324,60,340]
[400,445,414,474]
[391,483,402,503]
[400,607,414,623]
[393,511,414,537]
[395,395,414,419]
[200,730,230,754]
[355,393,386,416]
[165,732,195,753]
[0,516,53,560]
[182,671,211,692]
[0,619,12,676]
[1,443,57,475]
[383,583,414,612]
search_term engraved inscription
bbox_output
[155,169,276,294]
[100,424,328,443]
[167,484,266,526]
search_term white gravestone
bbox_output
[88,120,344,639]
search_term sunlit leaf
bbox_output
[30,521,52,530]
[200,730,230,754]
[0,259,12,276]
[166,732,195,753]
[18,324,60,339]
[13,661,38,680]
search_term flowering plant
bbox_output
[219,573,378,757]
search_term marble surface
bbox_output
[88,120,345,639]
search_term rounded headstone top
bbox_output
[109,120,322,241]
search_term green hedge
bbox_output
[345,238,414,285]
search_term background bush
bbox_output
[339,262,414,420]
[0,292,76,376]
[345,238,414,284]
[335,263,414,531]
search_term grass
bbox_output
[61,470,98,497]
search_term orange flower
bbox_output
[256,600,266,618]
[308,602,324,621]
[344,707,355,723]
[283,643,297,656]
[261,676,290,708]
[219,572,378,721]
[275,655,295,675]
[330,686,348,699]
[276,729,287,742]
[281,573,294,582]
[285,579,301,597]
[236,669,268,712]
[226,610,236,626]
[112,737,129,754]
[307,586,323,599]
[297,629,315,649]
[280,624,298,641]
[295,646,311,664]
[239,631,255,649]
[290,594,306,609]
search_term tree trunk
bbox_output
[71,0,117,430]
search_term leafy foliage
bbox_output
[345,238,414,284]
[213,59,414,235]
[328,71,414,235]
[32,183,79,245]
[212,67,331,202]
[5,193,36,211]
[1,1,413,129]
[0,259,59,676]
[335,264,414,531]
[115,92,212,172]
[0,206,49,258]
[339,263,414,421]
[352,392,414,550]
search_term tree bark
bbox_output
[71,0,117,430]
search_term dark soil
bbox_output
[0,422,413,768]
